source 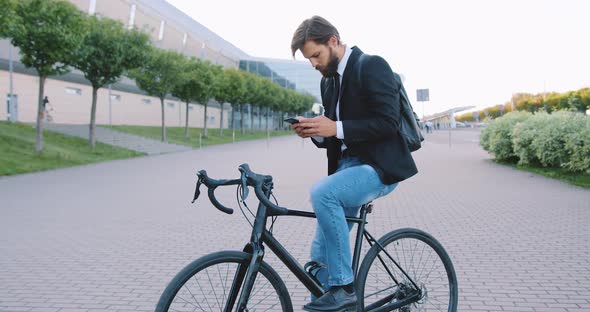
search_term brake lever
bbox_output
[191,177,202,203]
[240,171,249,200]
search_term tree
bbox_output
[257,78,276,131]
[302,93,316,113]
[0,0,16,122]
[249,75,268,131]
[568,94,586,113]
[210,66,230,136]
[269,82,284,130]
[209,65,226,137]
[278,88,293,127]
[220,68,246,135]
[578,88,590,113]
[8,0,85,153]
[241,71,260,133]
[278,88,293,128]
[172,57,214,138]
[227,69,248,134]
[0,0,16,38]
[207,64,224,137]
[74,16,150,148]
[130,48,185,142]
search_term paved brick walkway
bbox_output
[1,129,589,311]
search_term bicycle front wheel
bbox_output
[156,250,293,312]
[357,228,458,311]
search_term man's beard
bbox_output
[318,47,339,78]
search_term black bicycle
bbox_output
[155,164,458,312]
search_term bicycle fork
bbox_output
[224,242,264,312]
[226,185,274,312]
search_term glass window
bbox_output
[65,87,82,95]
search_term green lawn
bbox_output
[497,160,590,189]
[0,121,145,176]
[104,125,295,148]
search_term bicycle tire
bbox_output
[155,250,293,312]
[356,228,458,312]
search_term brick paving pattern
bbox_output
[1,129,589,311]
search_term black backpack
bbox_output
[357,54,424,152]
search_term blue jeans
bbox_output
[309,156,398,294]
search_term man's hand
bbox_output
[288,116,307,138]
[294,115,337,138]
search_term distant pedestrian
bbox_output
[42,96,53,122]
[42,96,49,118]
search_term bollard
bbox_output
[448,127,452,148]
[199,133,202,149]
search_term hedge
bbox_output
[480,111,590,173]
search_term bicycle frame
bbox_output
[227,185,423,312]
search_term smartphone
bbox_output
[284,117,300,124]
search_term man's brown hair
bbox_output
[291,15,340,57]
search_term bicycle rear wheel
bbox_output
[156,250,293,312]
[356,228,458,311]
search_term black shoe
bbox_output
[303,286,358,312]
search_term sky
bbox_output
[166,0,590,116]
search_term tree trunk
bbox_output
[279,112,287,130]
[160,98,166,142]
[203,102,208,138]
[240,104,245,135]
[219,102,224,137]
[258,106,262,130]
[185,102,190,138]
[250,104,255,133]
[231,105,235,131]
[35,76,46,154]
[89,87,98,149]
[266,108,270,132]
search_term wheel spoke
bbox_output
[158,252,290,312]
[357,231,457,312]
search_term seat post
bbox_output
[352,202,372,278]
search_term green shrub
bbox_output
[479,123,492,151]
[527,111,578,168]
[511,113,549,166]
[563,114,590,173]
[495,110,590,173]
[480,111,531,161]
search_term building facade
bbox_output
[1,0,321,130]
